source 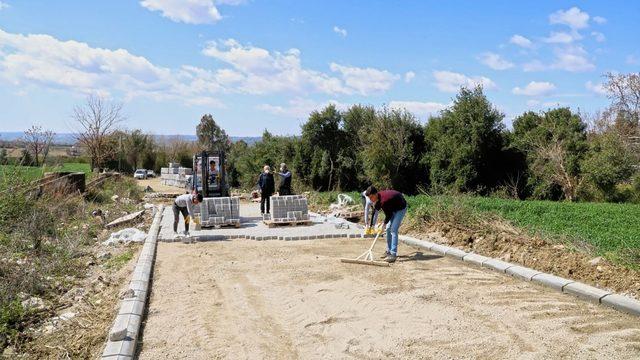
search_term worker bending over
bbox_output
[173,192,203,235]
[365,186,407,263]
[277,163,292,195]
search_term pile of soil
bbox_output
[408,220,640,299]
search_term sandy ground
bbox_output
[137,177,185,194]
[139,238,640,360]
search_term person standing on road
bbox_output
[257,165,275,215]
[361,188,378,234]
[277,163,292,195]
[365,186,407,263]
[173,192,203,235]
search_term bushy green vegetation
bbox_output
[0,172,138,347]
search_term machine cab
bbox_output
[192,151,229,198]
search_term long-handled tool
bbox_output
[340,229,390,267]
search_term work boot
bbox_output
[384,254,397,263]
[380,250,390,259]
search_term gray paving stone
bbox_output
[429,244,449,256]
[563,282,611,303]
[505,266,542,281]
[600,294,640,316]
[462,253,489,266]
[444,247,468,260]
[482,258,514,273]
[118,299,145,316]
[531,273,574,291]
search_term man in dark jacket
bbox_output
[365,186,407,263]
[277,162,292,195]
[257,165,275,215]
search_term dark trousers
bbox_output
[278,187,291,196]
[261,194,271,214]
[173,203,189,232]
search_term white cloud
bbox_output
[333,26,347,37]
[551,45,595,72]
[593,16,607,24]
[329,63,400,95]
[258,98,348,118]
[432,70,497,92]
[478,52,514,70]
[0,1,8,11]
[404,71,415,83]
[510,34,533,48]
[202,39,399,96]
[591,31,606,42]
[585,80,607,96]
[0,28,226,106]
[523,60,546,72]
[549,7,590,30]
[139,0,244,24]
[526,99,540,107]
[389,100,447,117]
[512,81,556,96]
[544,31,580,44]
[627,55,639,65]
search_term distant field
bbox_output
[0,163,92,181]
[309,191,640,266]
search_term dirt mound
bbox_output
[409,220,640,299]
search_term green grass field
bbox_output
[309,191,640,266]
[0,163,91,181]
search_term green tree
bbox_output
[360,107,426,193]
[0,148,7,165]
[340,105,375,190]
[124,130,150,170]
[196,114,230,153]
[300,105,346,191]
[582,129,635,202]
[512,108,588,201]
[423,86,505,193]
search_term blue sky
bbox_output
[0,1,638,136]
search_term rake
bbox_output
[340,230,390,267]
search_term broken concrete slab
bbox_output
[106,210,145,229]
[600,294,640,316]
[563,282,611,303]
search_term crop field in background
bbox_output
[0,163,92,181]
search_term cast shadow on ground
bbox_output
[397,251,442,262]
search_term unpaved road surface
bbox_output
[139,238,640,359]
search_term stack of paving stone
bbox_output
[195,197,241,227]
[160,163,192,188]
[266,195,309,222]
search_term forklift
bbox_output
[191,150,229,198]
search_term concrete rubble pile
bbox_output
[102,228,147,245]
[194,197,241,227]
[266,195,309,222]
[160,162,192,188]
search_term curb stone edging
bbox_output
[398,234,640,317]
[101,205,164,359]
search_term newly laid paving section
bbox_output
[158,203,362,242]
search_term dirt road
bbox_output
[138,238,640,359]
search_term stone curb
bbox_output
[398,234,640,317]
[101,205,164,359]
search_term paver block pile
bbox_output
[267,195,309,222]
[160,163,192,187]
[196,197,240,227]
